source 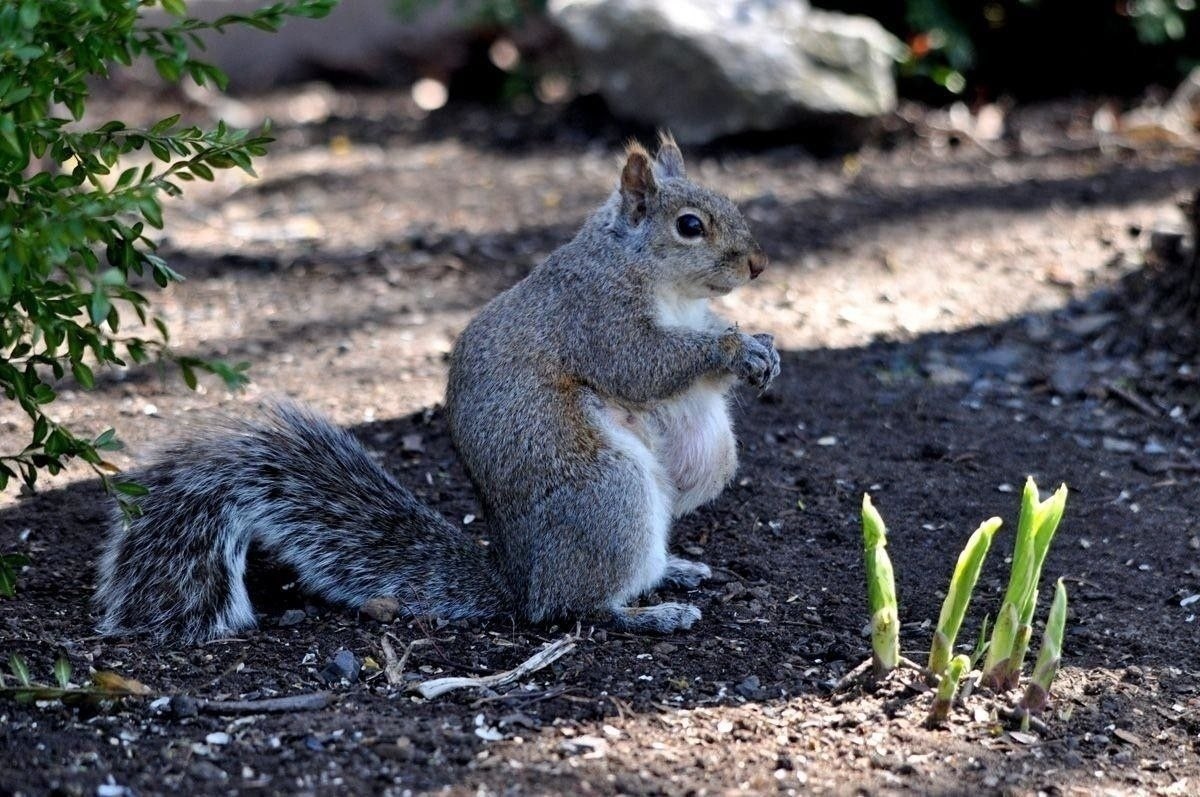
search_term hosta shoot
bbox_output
[1018,578,1068,720]
[927,653,970,725]
[862,494,899,678]
[927,517,1001,680]
[981,478,1068,691]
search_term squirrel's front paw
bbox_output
[726,330,781,390]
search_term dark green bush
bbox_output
[830,1,1199,99]
[0,0,335,501]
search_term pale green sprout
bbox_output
[927,653,970,725]
[927,517,1001,681]
[862,494,900,678]
[981,478,1068,691]
[1018,578,1068,724]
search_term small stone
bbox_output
[278,609,306,627]
[374,737,415,762]
[1049,355,1090,397]
[1102,437,1139,454]
[1143,438,1168,455]
[169,695,199,718]
[359,596,400,623]
[1062,312,1117,338]
[400,433,424,454]
[734,675,762,699]
[205,732,231,746]
[189,761,228,781]
[97,785,130,797]
[816,436,837,447]
[318,649,361,684]
[925,363,971,386]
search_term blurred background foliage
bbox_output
[832,0,1200,100]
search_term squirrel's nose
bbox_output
[747,249,768,279]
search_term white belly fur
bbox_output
[594,404,674,603]
[647,383,737,516]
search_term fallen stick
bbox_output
[1104,382,1161,419]
[196,692,332,715]
[413,636,577,699]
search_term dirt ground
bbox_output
[2,87,1200,795]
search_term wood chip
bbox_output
[1113,728,1144,747]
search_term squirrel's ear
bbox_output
[654,130,686,179]
[620,142,657,225]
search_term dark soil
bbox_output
[2,89,1200,795]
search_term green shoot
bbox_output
[0,658,149,705]
[927,653,970,725]
[9,654,31,687]
[1018,578,1068,721]
[928,517,1001,680]
[0,553,30,598]
[981,478,1068,691]
[862,494,900,679]
[53,657,72,689]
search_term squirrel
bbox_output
[94,134,780,644]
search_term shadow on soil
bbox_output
[2,279,1198,792]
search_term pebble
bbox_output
[1102,437,1139,454]
[359,596,399,623]
[169,695,199,718]
[318,649,361,684]
[189,761,228,781]
[278,609,307,627]
[205,732,231,746]
[1049,355,1091,396]
[734,675,763,699]
[1143,438,1168,455]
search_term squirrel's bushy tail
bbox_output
[94,402,512,644]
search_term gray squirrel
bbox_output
[94,134,780,643]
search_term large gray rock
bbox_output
[549,0,903,143]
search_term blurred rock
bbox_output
[550,0,902,143]
[1115,66,1200,147]
[138,1,555,92]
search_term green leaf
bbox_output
[18,1,40,29]
[155,58,182,83]
[94,428,121,451]
[0,554,30,598]
[138,198,164,229]
[114,481,149,497]
[72,361,95,389]
[180,361,198,390]
[161,0,187,16]
[151,114,181,135]
[8,655,31,687]
[53,658,72,689]
[90,288,111,327]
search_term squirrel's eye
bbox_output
[675,213,705,239]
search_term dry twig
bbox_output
[413,635,578,699]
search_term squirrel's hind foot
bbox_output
[658,556,711,589]
[611,602,701,633]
